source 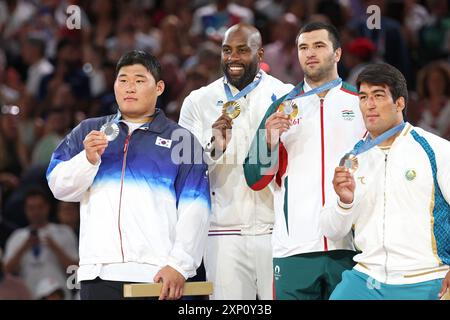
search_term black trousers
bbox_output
[80,277,156,300]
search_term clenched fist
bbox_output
[210,114,233,156]
[332,166,355,205]
[83,130,108,165]
[265,112,291,151]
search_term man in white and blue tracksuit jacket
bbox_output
[47,50,210,300]
[321,63,450,300]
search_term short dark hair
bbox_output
[27,36,46,57]
[25,187,51,204]
[296,22,341,51]
[356,63,408,117]
[115,50,161,82]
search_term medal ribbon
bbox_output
[223,72,262,102]
[350,121,406,157]
[282,77,342,103]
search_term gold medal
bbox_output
[100,122,120,141]
[278,100,299,119]
[339,153,359,173]
[222,101,241,119]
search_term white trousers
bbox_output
[204,234,273,300]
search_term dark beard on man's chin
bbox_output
[305,58,335,83]
[305,67,328,83]
[223,62,258,90]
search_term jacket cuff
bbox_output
[80,150,102,167]
[167,258,191,280]
[336,198,354,214]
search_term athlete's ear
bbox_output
[395,97,405,113]
[156,80,165,96]
[257,47,264,62]
[334,47,342,63]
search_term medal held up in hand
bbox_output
[222,101,241,119]
[339,153,359,173]
[100,122,119,141]
[278,100,299,119]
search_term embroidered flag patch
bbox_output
[156,136,172,148]
[341,109,355,121]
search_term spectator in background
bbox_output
[134,9,161,56]
[86,0,118,48]
[0,105,29,199]
[403,0,430,50]
[0,48,20,105]
[416,60,450,140]
[254,0,286,23]
[166,64,210,122]
[82,45,108,100]
[159,54,186,111]
[34,276,65,300]
[56,201,79,241]
[31,105,72,167]
[344,37,377,86]
[39,39,91,111]
[418,0,450,65]
[183,41,222,83]
[0,0,37,43]
[3,188,78,299]
[159,15,194,63]
[264,12,303,85]
[21,35,54,99]
[90,61,117,118]
[348,0,412,83]
[0,248,32,300]
[316,0,346,30]
[190,0,254,42]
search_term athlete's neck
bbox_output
[371,121,405,147]
[305,74,339,98]
[122,112,156,123]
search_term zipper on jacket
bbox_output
[320,98,328,251]
[382,153,389,282]
[117,133,131,262]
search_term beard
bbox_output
[304,53,336,83]
[222,59,259,90]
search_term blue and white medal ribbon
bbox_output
[340,121,406,172]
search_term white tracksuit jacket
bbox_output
[47,111,210,280]
[179,71,293,235]
[244,80,367,257]
[321,123,450,284]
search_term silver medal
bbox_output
[100,122,119,141]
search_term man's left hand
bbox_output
[439,270,450,299]
[153,265,185,300]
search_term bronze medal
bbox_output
[339,153,359,173]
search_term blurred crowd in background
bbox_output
[0,0,449,299]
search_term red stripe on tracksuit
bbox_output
[273,276,276,300]
[320,99,328,251]
[117,133,131,262]
[275,142,288,187]
[251,172,276,191]
[251,142,288,190]
[340,87,358,96]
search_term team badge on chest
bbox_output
[405,169,417,181]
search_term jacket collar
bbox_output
[114,108,168,134]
